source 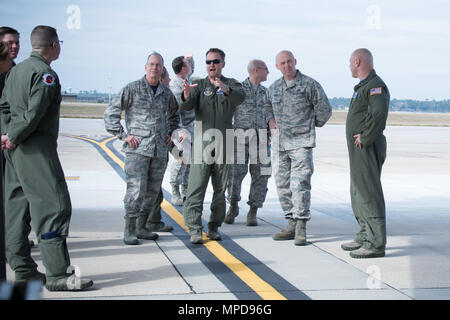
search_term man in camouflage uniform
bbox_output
[168,54,195,205]
[224,59,271,226]
[342,48,389,259]
[265,50,332,246]
[1,25,93,291]
[181,48,245,244]
[104,52,179,245]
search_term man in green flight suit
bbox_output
[343,48,390,259]
[0,25,93,290]
[181,48,245,244]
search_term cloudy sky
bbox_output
[1,0,449,100]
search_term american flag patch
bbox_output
[370,87,382,95]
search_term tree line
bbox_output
[330,97,450,113]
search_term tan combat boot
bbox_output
[273,219,296,240]
[246,207,258,226]
[294,220,307,246]
[224,202,239,224]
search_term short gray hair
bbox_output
[146,51,164,65]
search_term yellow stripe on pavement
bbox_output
[64,134,287,300]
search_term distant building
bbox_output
[61,93,78,103]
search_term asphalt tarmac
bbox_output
[5,118,450,300]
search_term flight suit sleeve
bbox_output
[104,85,131,139]
[360,87,389,147]
[310,81,332,127]
[180,81,200,111]
[226,79,245,108]
[8,72,58,145]
[167,94,181,135]
[0,95,11,135]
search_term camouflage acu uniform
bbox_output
[169,56,195,186]
[264,70,332,220]
[104,76,179,219]
[228,78,271,209]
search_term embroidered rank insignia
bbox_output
[352,92,358,99]
[42,73,56,87]
[204,87,213,96]
[370,87,382,95]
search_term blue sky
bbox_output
[1,0,449,99]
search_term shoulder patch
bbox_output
[42,73,56,87]
[370,87,382,95]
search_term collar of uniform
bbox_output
[141,75,163,96]
[30,51,50,66]
[284,70,302,89]
[354,69,377,91]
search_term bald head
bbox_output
[276,50,295,64]
[276,50,297,80]
[247,59,266,73]
[247,59,269,85]
[349,48,374,80]
[351,48,373,68]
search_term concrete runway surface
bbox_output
[5,118,450,300]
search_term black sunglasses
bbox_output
[206,59,222,65]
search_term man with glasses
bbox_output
[0,25,93,291]
[105,52,179,245]
[181,48,245,244]
[225,59,271,227]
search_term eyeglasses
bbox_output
[206,59,221,65]
[55,40,63,45]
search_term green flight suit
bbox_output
[346,70,390,251]
[180,76,245,234]
[0,52,72,281]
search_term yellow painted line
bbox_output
[64,133,287,300]
[65,176,80,181]
[62,134,124,169]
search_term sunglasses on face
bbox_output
[206,59,222,65]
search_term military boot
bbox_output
[190,230,203,244]
[136,216,159,240]
[341,240,363,251]
[46,273,94,292]
[246,207,258,226]
[294,220,307,246]
[171,184,183,206]
[207,223,222,241]
[147,222,173,232]
[180,184,188,202]
[224,202,239,224]
[350,242,385,259]
[15,270,47,285]
[124,217,139,245]
[273,219,296,240]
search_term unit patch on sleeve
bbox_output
[42,73,56,87]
